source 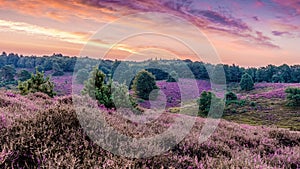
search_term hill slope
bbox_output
[0,90,299,168]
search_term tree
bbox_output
[132,70,159,100]
[111,82,137,109]
[285,87,300,107]
[240,73,254,91]
[17,70,31,82]
[0,65,16,82]
[167,71,179,82]
[52,62,64,76]
[76,69,89,84]
[81,67,114,108]
[198,91,223,116]
[225,91,238,101]
[18,69,56,97]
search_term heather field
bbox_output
[0,90,299,168]
[49,75,300,131]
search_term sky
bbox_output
[0,0,300,67]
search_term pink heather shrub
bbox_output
[0,91,299,168]
[238,83,300,99]
[140,79,211,108]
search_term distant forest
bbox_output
[0,52,300,86]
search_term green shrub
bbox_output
[285,87,300,107]
[167,71,179,82]
[17,70,31,82]
[225,91,238,102]
[81,67,114,108]
[132,70,159,100]
[240,73,254,91]
[81,67,137,110]
[18,69,56,97]
[76,69,89,84]
[198,91,224,117]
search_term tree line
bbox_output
[1,52,300,86]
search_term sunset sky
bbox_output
[0,0,300,67]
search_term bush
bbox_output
[285,87,300,107]
[52,70,64,76]
[18,69,56,97]
[240,73,254,91]
[76,69,89,84]
[225,91,238,102]
[111,82,137,109]
[81,67,137,109]
[132,70,159,100]
[0,65,16,82]
[167,71,179,82]
[198,91,224,117]
[81,67,114,108]
[17,70,31,82]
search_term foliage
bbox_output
[198,91,223,116]
[81,67,114,108]
[1,52,300,85]
[76,69,89,84]
[17,69,31,82]
[0,65,16,82]
[132,70,159,100]
[111,82,137,109]
[18,69,56,97]
[240,73,254,91]
[285,87,300,107]
[225,91,238,101]
[167,71,179,82]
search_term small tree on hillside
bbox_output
[225,91,238,101]
[198,91,223,116]
[132,70,159,100]
[285,87,300,107]
[76,69,89,84]
[240,73,254,91]
[81,67,114,108]
[82,67,137,109]
[18,69,56,97]
[17,70,31,82]
[167,71,179,82]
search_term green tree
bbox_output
[167,71,179,82]
[76,69,89,84]
[81,67,114,108]
[132,70,159,100]
[225,91,238,101]
[17,70,31,82]
[198,91,223,116]
[240,73,254,91]
[18,69,56,97]
[112,82,137,109]
[285,87,300,107]
[0,65,16,82]
[52,62,64,76]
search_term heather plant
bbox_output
[18,69,56,97]
[0,92,299,168]
[132,70,159,100]
[285,87,300,107]
[166,71,179,82]
[240,73,254,91]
